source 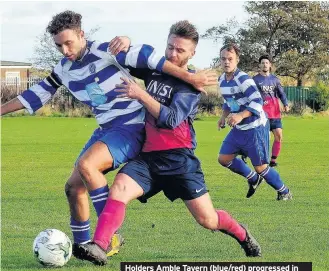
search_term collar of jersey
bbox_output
[75,40,93,63]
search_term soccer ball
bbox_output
[33,229,72,267]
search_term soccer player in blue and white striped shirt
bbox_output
[217,44,292,201]
[0,10,217,258]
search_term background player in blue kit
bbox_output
[0,10,218,259]
[253,55,289,167]
[217,44,292,201]
[76,20,261,265]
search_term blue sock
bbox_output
[227,158,259,184]
[89,185,109,217]
[260,166,289,194]
[70,217,91,244]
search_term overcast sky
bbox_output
[0,1,248,69]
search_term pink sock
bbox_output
[217,210,246,242]
[93,199,126,250]
[271,141,281,160]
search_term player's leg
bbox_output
[65,168,92,247]
[76,158,155,265]
[270,128,282,167]
[249,122,292,200]
[184,193,261,257]
[270,120,283,167]
[77,125,144,194]
[77,126,143,212]
[164,167,260,257]
[218,129,262,198]
[65,167,123,259]
[65,129,110,255]
[75,126,143,256]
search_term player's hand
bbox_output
[109,36,131,55]
[190,69,218,94]
[284,105,290,112]
[218,117,226,130]
[227,113,243,127]
[115,77,144,100]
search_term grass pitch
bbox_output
[1,116,328,270]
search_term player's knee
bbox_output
[64,182,76,200]
[109,179,127,198]
[195,215,218,230]
[76,158,93,179]
[275,135,283,142]
[273,131,283,142]
[218,156,228,167]
[65,178,87,200]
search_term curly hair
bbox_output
[46,10,82,35]
[169,20,199,45]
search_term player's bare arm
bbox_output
[108,36,131,54]
[162,64,217,94]
[218,109,230,130]
[115,77,160,118]
[1,97,25,116]
[108,37,218,94]
[227,110,252,127]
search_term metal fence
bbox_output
[283,86,318,111]
[1,77,43,94]
[284,86,314,104]
[0,78,323,112]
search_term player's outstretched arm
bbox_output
[162,64,218,94]
[108,36,131,55]
[1,97,25,116]
[108,38,218,93]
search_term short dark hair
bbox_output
[220,43,240,57]
[259,55,272,63]
[169,20,199,45]
[46,10,82,35]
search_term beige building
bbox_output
[1,61,33,92]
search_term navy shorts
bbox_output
[269,118,282,130]
[119,149,208,202]
[219,122,270,166]
[76,124,145,172]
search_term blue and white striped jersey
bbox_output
[18,40,166,128]
[218,69,267,130]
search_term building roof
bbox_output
[0,60,32,67]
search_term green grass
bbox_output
[1,116,329,271]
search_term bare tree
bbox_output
[30,27,100,71]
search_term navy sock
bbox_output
[70,217,91,244]
[227,158,258,184]
[89,185,109,217]
[260,166,289,194]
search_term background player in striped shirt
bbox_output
[217,44,292,201]
[0,10,217,258]
[253,55,289,167]
[75,20,261,265]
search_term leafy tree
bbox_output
[203,1,329,86]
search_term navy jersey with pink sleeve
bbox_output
[253,74,288,119]
[129,68,201,152]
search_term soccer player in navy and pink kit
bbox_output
[218,44,292,201]
[76,21,261,265]
[253,55,289,167]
